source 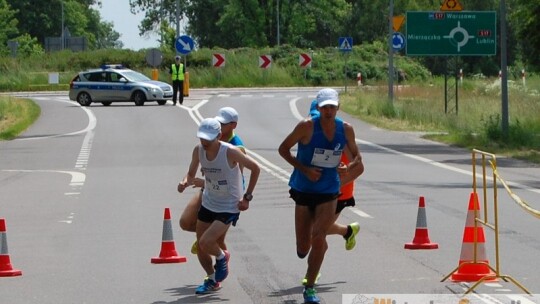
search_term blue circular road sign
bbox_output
[175,35,195,55]
[392,32,405,51]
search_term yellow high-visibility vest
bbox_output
[171,63,185,81]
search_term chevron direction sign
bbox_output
[212,53,225,67]
[259,55,272,69]
[299,53,312,68]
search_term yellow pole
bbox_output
[183,72,190,97]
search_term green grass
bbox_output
[340,76,540,163]
[0,96,41,140]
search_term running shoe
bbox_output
[195,278,221,294]
[301,272,321,286]
[303,287,320,303]
[214,250,230,282]
[191,239,198,255]
[345,222,360,251]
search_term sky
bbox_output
[96,0,160,50]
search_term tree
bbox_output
[129,0,188,44]
[13,33,44,57]
[184,0,226,47]
[509,0,540,70]
[0,0,18,55]
[6,0,121,50]
[216,0,267,47]
[279,0,351,48]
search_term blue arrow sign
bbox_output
[339,37,353,52]
[175,35,194,55]
[392,32,405,51]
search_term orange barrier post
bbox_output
[151,208,187,264]
[0,218,22,277]
[151,69,159,80]
[183,72,190,97]
[450,192,496,282]
[404,196,438,249]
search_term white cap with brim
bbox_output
[316,88,339,107]
[215,107,239,124]
[197,118,221,141]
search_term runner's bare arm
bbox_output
[178,145,201,193]
[278,120,321,182]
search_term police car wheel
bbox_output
[77,92,92,107]
[102,102,112,106]
[157,100,166,106]
[133,91,146,106]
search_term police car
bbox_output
[69,64,173,106]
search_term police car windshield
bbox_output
[122,70,151,82]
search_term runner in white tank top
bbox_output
[178,118,260,295]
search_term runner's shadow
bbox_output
[267,281,345,303]
[152,285,230,304]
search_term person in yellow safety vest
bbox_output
[170,55,185,105]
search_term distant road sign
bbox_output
[338,37,353,52]
[175,35,194,55]
[259,55,272,69]
[212,53,225,67]
[392,32,405,51]
[440,0,463,11]
[393,15,406,32]
[299,53,312,68]
[145,48,163,68]
[406,11,496,56]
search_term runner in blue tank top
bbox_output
[279,88,362,304]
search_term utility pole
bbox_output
[160,0,164,46]
[276,0,280,46]
[500,0,509,137]
[387,0,394,103]
[176,0,180,38]
[61,1,65,50]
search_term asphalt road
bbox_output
[1,89,539,304]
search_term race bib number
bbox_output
[206,178,229,193]
[311,148,342,168]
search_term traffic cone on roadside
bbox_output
[151,208,187,264]
[0,218,22,277]
[450,192,496,282]
[405,196,439,249]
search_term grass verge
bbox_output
[340,78,540,163]
[0,96,41,140]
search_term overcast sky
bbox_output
[96,0,159,50]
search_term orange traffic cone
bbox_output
[404,196,439,249]
[0,218,22,277]
[151,208,187,264]
[451,192,496,282]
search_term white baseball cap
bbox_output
[316,88,339,107]
[197,118,221,141]
[215,107,239,124]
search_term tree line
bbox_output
[1,0,539,74]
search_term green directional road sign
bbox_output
[406,11,496,56]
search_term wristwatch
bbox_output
[243,193,253,202]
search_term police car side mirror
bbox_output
[119,77,127,83]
